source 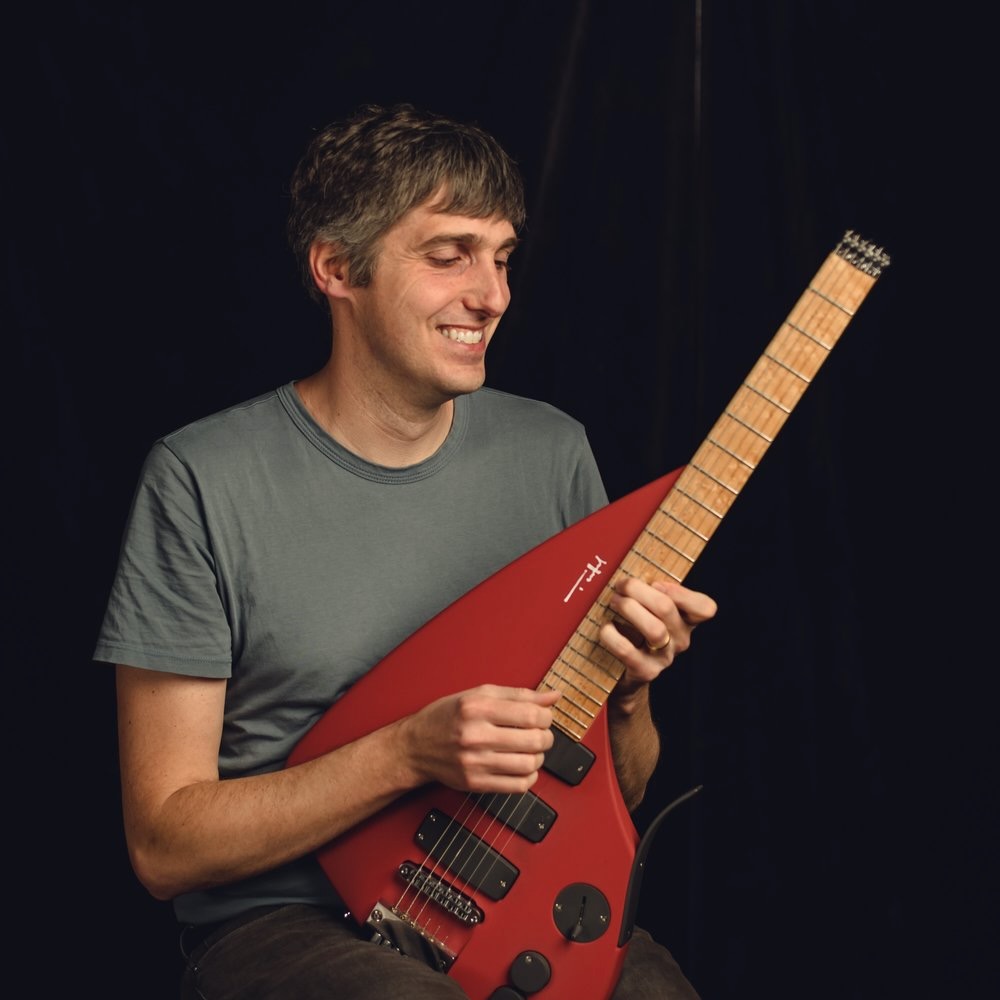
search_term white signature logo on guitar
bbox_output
[563,555,607,603]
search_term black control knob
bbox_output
[509,950,551,994]
[552,882,611,942]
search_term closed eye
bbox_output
[429,256,464,268]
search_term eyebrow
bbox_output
[417,233,520,254]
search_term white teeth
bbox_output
[440,327,483,344]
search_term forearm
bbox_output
[125,718,418,901]
[606,685,661,812]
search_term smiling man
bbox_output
[295,201,518,464]
[95,104,715,999]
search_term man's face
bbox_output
[347,198,518,409]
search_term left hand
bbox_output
[600,576,717,700]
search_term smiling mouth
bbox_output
[440,327,484,345]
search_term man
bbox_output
[95,103,717,999]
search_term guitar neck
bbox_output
[545,231,890,740]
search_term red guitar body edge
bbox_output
[287,467,684,1000]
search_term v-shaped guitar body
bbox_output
[288,470,681,1000]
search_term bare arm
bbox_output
[598,578,717,810]
[117,665,559,901]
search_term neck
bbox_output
[295,363,455,467]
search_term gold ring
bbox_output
[647,633,671,653]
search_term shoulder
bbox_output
[470,386,588,439]
[131,387,293,499]
[464,387,607,521]
[160,388,285,458]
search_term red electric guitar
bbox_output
[287,232,890,999]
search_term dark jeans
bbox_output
[179,903,700,999]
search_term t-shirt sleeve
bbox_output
[565,428,610,525]
[93,441,233,677]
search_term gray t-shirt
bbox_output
[95,381,608,923]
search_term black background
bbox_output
[6,2,994,997]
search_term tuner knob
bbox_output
[509,950,551,993]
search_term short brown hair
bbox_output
[287,104,526,300]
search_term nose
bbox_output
[463,259,510,317]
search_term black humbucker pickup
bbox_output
[415,810,519,900]
[476,790,556,843]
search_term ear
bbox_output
[308,241,352,301]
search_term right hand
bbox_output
[399,684,560,794]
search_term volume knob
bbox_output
[509,950,551,994]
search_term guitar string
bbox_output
[392,786,543,951]
[392,791,485,941]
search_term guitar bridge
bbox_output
[397,860,485,925]
[365,900,457,973]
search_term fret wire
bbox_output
[686,482,741,516]
[631,546,690,577]
[648,511,716,552]
[806,284,855,314]
[640,526,709,564]
[577,604,612,633]
[742,381,792,413]
[689,462,740,497]
[720,409,775,443]
[688,456,753,498]
[637,519,701,562]
[785,319,831,350]
[552,714,585,741]
[644,524,718,565]
[673,484,726,519]
[704,435,757,469]
[551,660,612,698]
[761,351,812,385]
[550,687,597,719]
[562,642,622,681]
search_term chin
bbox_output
[444,365,487,396]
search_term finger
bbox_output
[466,766,543,795]
[607,586,672,650]
[458,686,558,730]
[479,684,561,706]
[485,750,547,776]
[650,580,718,626]
[598,621,672,678]
[645,631,672,654]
